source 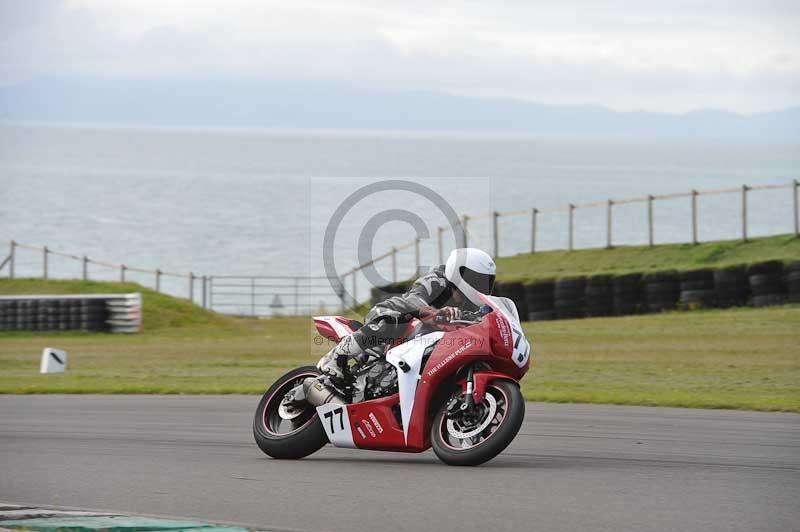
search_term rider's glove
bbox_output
[417,306,438,322]
[436,307,462,322]
[418,306,461,323]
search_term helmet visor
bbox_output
[459,266,495,295]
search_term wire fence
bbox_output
[3,180,798,312]
[209,275,344,316]
[341,180,799,304]
[0,242,346,316]
[0,240,211,306]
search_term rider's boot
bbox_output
[316,334,363,379]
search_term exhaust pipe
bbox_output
[303,377,345,406]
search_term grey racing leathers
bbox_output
[317,265,462,377]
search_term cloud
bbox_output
[0,0,798,112]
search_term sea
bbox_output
[1,121,798,310]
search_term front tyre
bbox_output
[431,380,524,466]
[253,366,328,459]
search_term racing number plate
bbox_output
[510,323,530,368]
[316,403,356,448]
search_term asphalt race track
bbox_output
[1,396,798,532]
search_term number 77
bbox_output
[324,406,345,432]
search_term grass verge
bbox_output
[2,279,798,411]
[496,234,800,282]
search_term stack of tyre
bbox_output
[0,297,110,332]
[0,301,11,331]
[713,265,749,307]
[613,273,642,315]
[553,277,586,319]
[787,261,800,304]
[747,261,786,307]
[642,271,680,312]
[525,281,555,321]
[585,275,615,317]
[678,269,717,309]
[79,299,111,332]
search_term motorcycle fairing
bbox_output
[480,295,530,369]
[319,332,445,452]
[385,331,445,444]
[313,315,358,343]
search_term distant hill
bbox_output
[1,77,798,139]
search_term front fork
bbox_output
[449,366,514,416]
[447,365,476,418]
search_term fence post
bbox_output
[337,275,345,312]
[414,237,420,276]
[691,190,698,244]
[250,277,255,316]
[391,247,397,282]
[294,277,299,315]
[741,185,749,242]
[462,215,469,248]
[202,276,208,308]
[155,269,161,292]
[647,195,654,246]
[82,256,88,280]
[8,240,14,278]
[43,246,49,280]
[209,276,214,310]
[351,271,357,309]
[606,200,613,249]
[120,265,126,283]
[793,179,799,237]
[437,227,444,264]
[492,211,499,258]
[568,204,575,251]
[189,272,194,302]
[530,208,537,253]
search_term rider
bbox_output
[317,247,496,378]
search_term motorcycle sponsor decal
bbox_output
[361,419,377,437]
[368,412,384,434]
[496,316,511,348]
[426,340,472,378]
[356,426,367,439]
[316,403,356,448]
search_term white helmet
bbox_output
[444,248,496,296]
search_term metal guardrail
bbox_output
[208,275,344,316]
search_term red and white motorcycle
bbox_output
[253,294,531,466]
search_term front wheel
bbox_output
[431,379,525,466]
[253,366,328,459]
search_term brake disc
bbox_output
[278,388,306,420]
[446,392,497,439]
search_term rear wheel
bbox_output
[431,380,524,466]
[253,366,328,459]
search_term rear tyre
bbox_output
[253,366,328,459]
[431,380,525,466]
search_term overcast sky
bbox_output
[1,0,798,113]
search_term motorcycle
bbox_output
[252,293,531,466]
